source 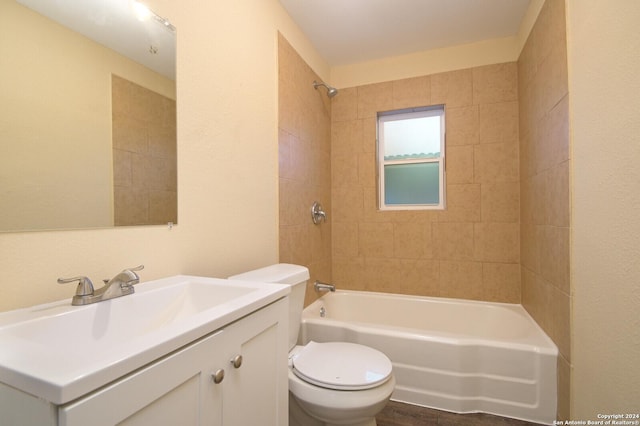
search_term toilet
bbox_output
[229,263,395,426]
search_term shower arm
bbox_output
[313,80,338,98]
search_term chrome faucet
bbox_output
[314,280,335,292]
[58,265,144,306]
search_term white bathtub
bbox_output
[299,290,557,425]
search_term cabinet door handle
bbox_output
[230,354,243,369]
[212,369,225,384]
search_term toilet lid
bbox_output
[292,341,392,390]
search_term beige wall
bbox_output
[0,0,327,312]
[330,63,521,302]
[518,0,571,418]
[331,37,519,89]
[278,35,332,306]
[567,0,640,417]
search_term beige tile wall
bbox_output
[280,3,569,414]
[330,63,521,303]
[280,2,569,416]
[278,35,332,305]
[518,0,570,419]
[112,75,177,226]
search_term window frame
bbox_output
[377,105,446,211]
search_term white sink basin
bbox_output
[0,275,289,404]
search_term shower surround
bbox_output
[278,34,332,306]
[331,64,521,303]
[278,0,570,415]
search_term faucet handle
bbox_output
[125,265,144,278]
[120,265,144,285]
[57,276,95,296]
[311,201,327,225]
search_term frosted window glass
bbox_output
[383,116,441,160]
[384,163,440,205]
[377,105,445,210]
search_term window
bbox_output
[377,105,446,210]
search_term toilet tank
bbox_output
[228,263,309,350]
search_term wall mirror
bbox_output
[0,0,177,232]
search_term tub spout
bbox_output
[314,280,335,292]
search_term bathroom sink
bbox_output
[0,275,289,404]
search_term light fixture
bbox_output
[132,1,152,22]
[152,14,176,32]
[132,1,175,32]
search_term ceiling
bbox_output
[16,0,176,80]
[279,0,531,66]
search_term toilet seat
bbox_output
[291,341,392,391]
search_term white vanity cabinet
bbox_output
[1,298,288,426]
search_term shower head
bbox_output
[313,80,338,98]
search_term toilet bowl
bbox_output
[288,343,395,426]
[229,264,394,426]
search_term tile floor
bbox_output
[376,401,541,426]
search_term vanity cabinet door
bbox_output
[58,297,288,426]
[60,330,227,426]
[221,298,288,426]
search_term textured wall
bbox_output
[568,0,640,417]
[330,63,521,303]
